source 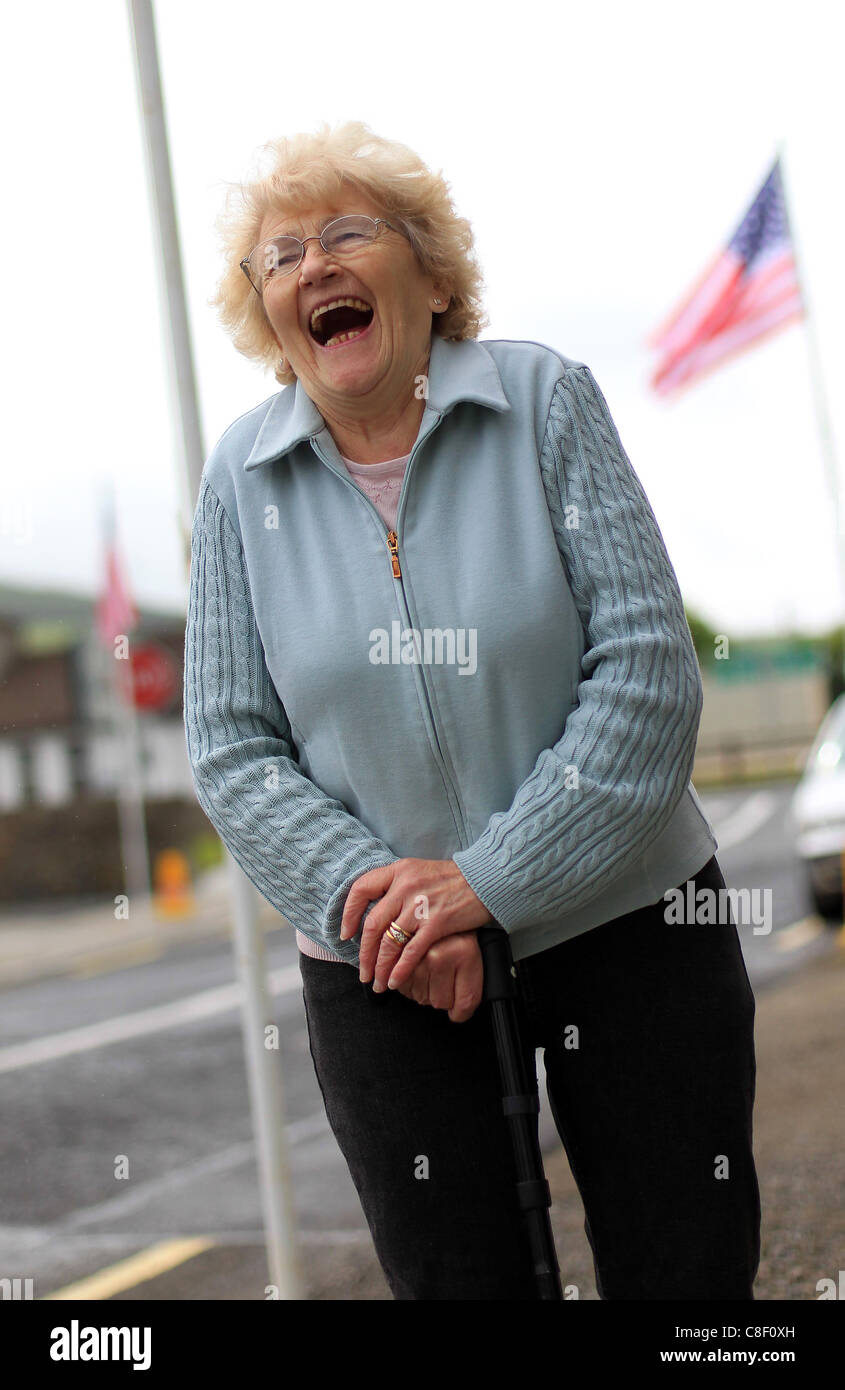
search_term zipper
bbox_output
[309,425,471,846]
[387,530,401,578]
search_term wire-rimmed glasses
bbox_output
[240,214,399,295]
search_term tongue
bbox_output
[321,305,372,341]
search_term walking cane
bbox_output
[478,922,563,1301]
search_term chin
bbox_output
[318,349,383,388]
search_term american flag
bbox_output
[95,483,139,648]
[648,156,804,396]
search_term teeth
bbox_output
[324,327,369,348]
[310,296,372,331]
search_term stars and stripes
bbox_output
[648,157,804,396]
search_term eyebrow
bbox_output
[267,213,344,240]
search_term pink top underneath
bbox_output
[295,450,410,963]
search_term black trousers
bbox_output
[299,853,761,1299]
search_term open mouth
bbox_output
[309,297,374,349]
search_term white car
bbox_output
[791,692,845,920]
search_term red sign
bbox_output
[129,643,180,711]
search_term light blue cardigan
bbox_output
[183,334,716,964]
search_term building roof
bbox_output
[0,580,185,637]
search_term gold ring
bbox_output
[385,921,411,946]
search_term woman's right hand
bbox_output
[393,930,484,1023]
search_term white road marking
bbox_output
[0,1225,369,1253]
[3,1112,331,1256]
[711,790,780,852]
[62,1141,259,1229]
[63,1111,330,1229]
[0,963,304,1074]
[698,794,735,823]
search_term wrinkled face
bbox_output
[255,190,444,405]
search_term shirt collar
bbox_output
[242,334,510,471]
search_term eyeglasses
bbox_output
[240,214,400,295]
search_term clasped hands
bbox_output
[339,858,493,1023]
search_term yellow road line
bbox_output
[41,1236,215,1300]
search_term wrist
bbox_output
[450,859,494,926]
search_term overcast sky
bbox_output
[2,0,843,637]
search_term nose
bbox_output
[298,236,339,285]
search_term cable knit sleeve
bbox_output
[183,475,399,963]
[451,363,703,934]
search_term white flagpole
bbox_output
[778,140,845,642]
[125,0,302,1299]
[98,483,153,913]
[111,658,153,907]
[107,633,154,911]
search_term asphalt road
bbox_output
[0,778,838,1300]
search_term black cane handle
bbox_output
[477,922,517,1003]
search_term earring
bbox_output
[434,299,442,305]
[278,355,287,370]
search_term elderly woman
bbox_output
[184,121,760,1300]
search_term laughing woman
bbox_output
[184,121,761,1300]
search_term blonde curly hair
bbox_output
[209,120,489,386]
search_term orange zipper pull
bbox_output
[387,530,401,578]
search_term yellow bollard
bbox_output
[153,849,196,919]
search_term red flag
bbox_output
[648,156,804,397]
[96,486,139,647]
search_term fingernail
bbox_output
[372,982,383,993]
[387,977,397,989]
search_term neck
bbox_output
[328,399,425,463]
[314,345,430,464]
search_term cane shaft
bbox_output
[479,925,563,1301]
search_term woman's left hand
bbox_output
[340,858,493,991]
